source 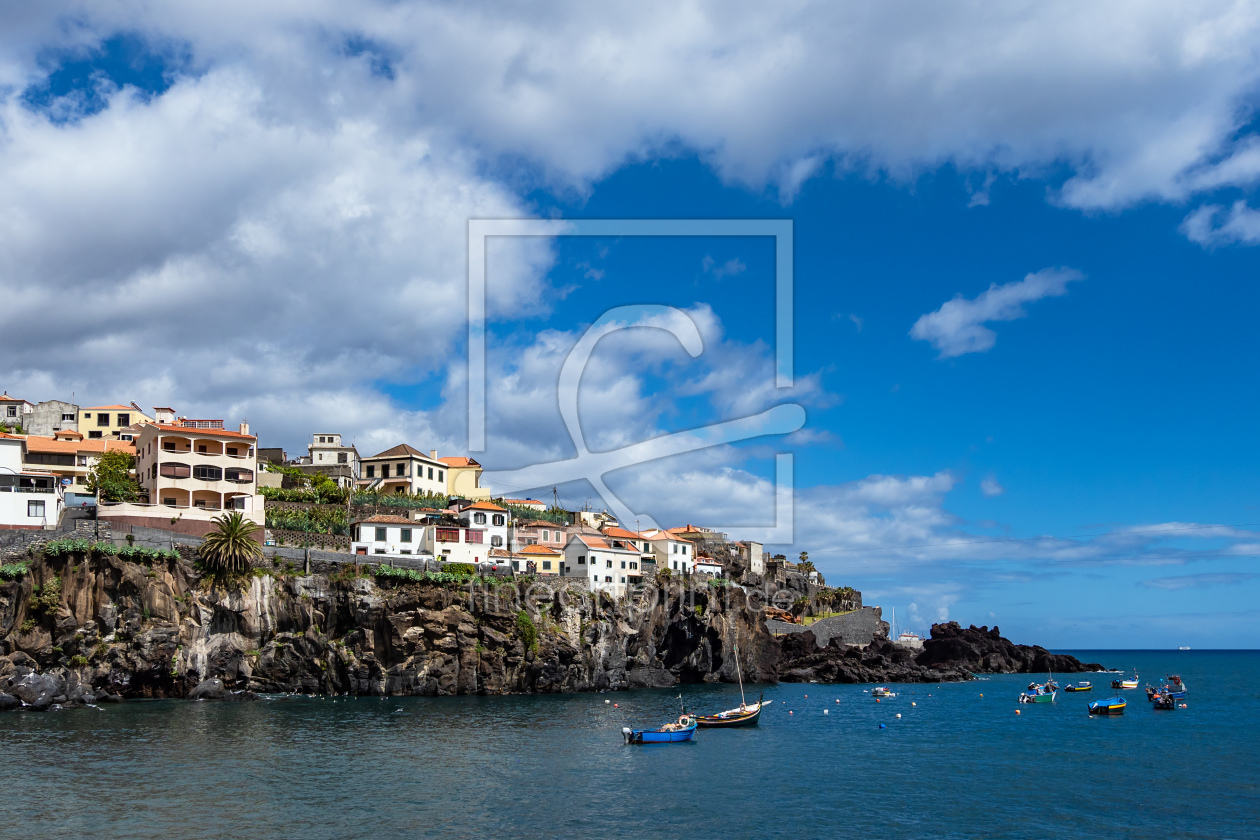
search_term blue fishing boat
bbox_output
[1152,692,1177,710]
[623,715,697,744]
[1064,681,1092,693]
[1089,697,1127,715]
[1164,674,1188,700]
[1111,670,1139,690]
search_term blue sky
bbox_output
[1,4,1258,647]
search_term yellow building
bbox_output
[78,404,153,441]
[437,455,491,500]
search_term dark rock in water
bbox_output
[8,672,66,709]
[916,623,1105,674]
[0,692,20,711]
[94,692,122,703]
[187,679,225,700]
[626,667,678,689]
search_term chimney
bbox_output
[239,421,250,436]
[430,449,437,459]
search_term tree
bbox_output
[86,450,140,502]
[797,551,816,573]
[199,512,263,575]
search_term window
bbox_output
[491,535,503,547]
[117,413,129,427]
[541,529,549,541]
[163,442,177,451]
[61,413,73,421]
[97,414,109,427]
[673,561,678,570]
[77,456,87,466]
[473,512,486,524]
[436,528,460,542]
[381,464,390,478]
[192,465,222,481]
[160,463,191,479]
[606,559,613,568]
[83,412,91,419]
[578,556,585,564]
[401,528,412,543]
[542,560,552,570]
[374,548,386,555]
[467,530,483,544]
[226,497,245,510]
[605,576,612,583]
[375,527,387,541]
[397,463,407,476]
[366,465,375,478]
[163,497,177,506]
[428,467,434,480]
[7,406,17,417]
[317,454,323,461]
[492,514,505,526]
[27,500,44,518]
[512,561,520,571]
[438,470,443,482]
[400,550,412,555]
[620,560,626,569]
[620,577,626,584]
[320,436,327,443]
[193,500,207,508]
[630,562,637,570]
[88,431,102,439]
[224,468,253,483]
[227,447,238,456]
[197,445,207,453]
[338,453,347,464]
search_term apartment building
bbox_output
[361,444,446,495]
[123,422,263,533]
[562,534,642,595]
[351,515,433,558]
[27,400,79,437]
[640,528,695,574]
[510,519,567,550]
[302,433,360,487]
[0,434,63,529]
[1,393,33,432]
[455,500,510,549]
[78,404,154,440]
[22,433,136,494]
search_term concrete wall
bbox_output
[766,606,886,648]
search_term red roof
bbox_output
[24,436,135,455]
[464,501,506,511]
[356,514,414,525]
[148,423,255,440]
[600,526,643,540]
[438,456,480,467]
[574,535,611,549]
[519,544,561,556]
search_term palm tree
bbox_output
[200,512,263,575]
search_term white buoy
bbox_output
[912,702,917,706]
[605,699,610,703]
[823,709,829,714]
[896,713,902,718]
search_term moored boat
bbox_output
[1019,689,1056,704]
[696,696,771,727]
[623,715,698,744]
[1064,681,1092,693]
[872,686,895,698]
[1089,697,1127,715]
[1164,675,1187,700]
[1111,670,1139,690]
[1152,692,1176,710]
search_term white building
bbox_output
[694,556,725,577]
[306,433,360,487]
[361,444,447,496]
[351,515,434,558]
[735,540,764,575]
[0,433,63,530]
[563,534,642,596]
[640,528,695,574]
[456,500,510,550]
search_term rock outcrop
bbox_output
[776,621,1104,683]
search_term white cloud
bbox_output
[1180,200,1260,246]
[910,268,1083,358]
[980,475,1005,497]
[1140,572,1257,590]
[702,255,746,279]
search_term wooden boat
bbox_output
[1089,697,1127,715]
[1111,670,1139,690]
[872,686,895,698]
[623,715,697,744]
[697,694,771,727]
[1064,681,1092,693]
[1164,675,1187,699]
[697,639,771,727]
[1019,688,1056,704]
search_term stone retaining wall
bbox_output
[766,606,887,648]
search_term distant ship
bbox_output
[1178,646,1191,651]
[888,608,925,649]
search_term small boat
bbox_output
[1178,646,1190,651]
[872,686,895,698]
[1018,682,1056,704]
[697,644,771,727]
[1152,692,1177,710]
[1089,697,1127,715]
[696,696,771,727]
[1064,681,1092,693]
[1111,670,1139,690]
[623,715,697,744]
[1164,675,1187,700]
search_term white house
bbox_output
[735,540,764,575]
[305,433,360,487]
[0,434,63,530]
[351,515,433,558]
[563,534,642,596]
[640,528,695,574]
[694,556,725,577]
[457,500,510,550]
[361,444,447,496]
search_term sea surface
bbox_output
[1,650,1255,839]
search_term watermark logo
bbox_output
[467,219,799,542]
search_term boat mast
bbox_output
[734,636,746,707]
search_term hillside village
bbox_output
[0,392,821,597]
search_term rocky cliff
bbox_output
[0,550,776,708]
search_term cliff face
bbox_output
[0,551,776,706]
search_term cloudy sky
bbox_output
[2,1,1258,647]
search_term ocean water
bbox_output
[1,650,1255,839]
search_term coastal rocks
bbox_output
[8,672,65,709]
[916,623,1105,674]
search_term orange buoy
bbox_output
[614,703,619,708]
[876,698,881,703]
[1015,709,1021,715]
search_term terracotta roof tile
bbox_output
[518,544,561,555]
[367,443,436,460]
[600,526,643,540]
[464,500,506,511]
[148,423,256,440]
[355,514,415,525]
[438,456,480,467]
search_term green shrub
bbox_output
[28,576,62,615]
[69,655,88,667]
[516,610,539,653]
[0,562,29,581]
[445,563,476,576]
[20,618,36,632]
